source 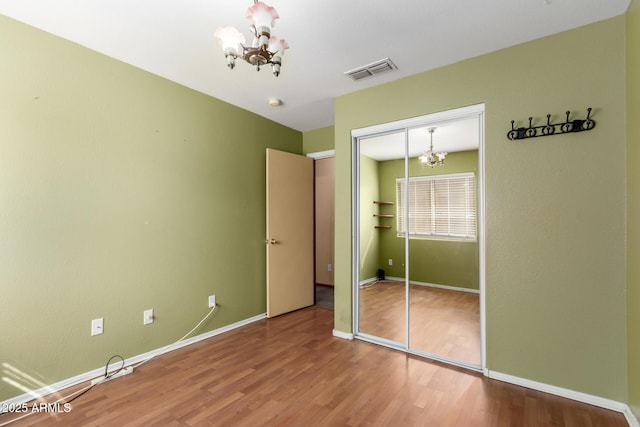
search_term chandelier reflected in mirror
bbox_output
[419,127,447,168]
[214,1,289,77]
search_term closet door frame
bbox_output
[351,104,486,372]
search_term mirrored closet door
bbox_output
[357,129,407,347]
[353,105,484,369]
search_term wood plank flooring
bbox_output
[1,307,627,426]
[359,280,481,365]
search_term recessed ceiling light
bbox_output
[268,98,283,107]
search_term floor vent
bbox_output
[344,58,398,81]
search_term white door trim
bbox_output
[306,149,335,159]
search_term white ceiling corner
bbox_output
[0,0,630,142]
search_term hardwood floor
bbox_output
[359,280,481,365]
[1,307,627,426]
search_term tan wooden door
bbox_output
[266,148,314,317]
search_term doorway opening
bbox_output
[309,151,336,311]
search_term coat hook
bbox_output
[507,120,519,140]
[507,107,595,140]
[542,114,554,135]
[526,117,536,138]
[583,107,595,130]
[561,111,572,132]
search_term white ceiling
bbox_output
[0,0,630,134]
[360,117,480,161]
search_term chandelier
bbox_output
[214,1,289,77]
[419,127,447,167]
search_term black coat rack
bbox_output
[507,108,595,141]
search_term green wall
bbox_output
[303,125,335,154]
[377,151,479,290]
[335,16,627,401]
[358,154,381,281]
[627,0,640,417]
[0,16,301,401]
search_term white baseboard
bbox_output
[630,406,640,427]
[358,277,378,287]
[1,312,267,408]
[487,370,639,427]
[382,276,480,294]
[332,329,354,340]
[411,280,479,294]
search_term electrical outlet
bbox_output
[327,264,332,272]
[388,259,393,266]
[208,295,216,308]
[91,318,103,336]
[143,309,154,325]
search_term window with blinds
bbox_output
[396,172,477,240]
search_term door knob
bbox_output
[269,238,279,245]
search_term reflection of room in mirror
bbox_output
[359,117,479,162]
[355,105,483,370]
[358,280,480,365]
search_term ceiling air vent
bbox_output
[344,58,398,82]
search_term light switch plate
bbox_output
[143,309,153,325]
[91,318,103,336]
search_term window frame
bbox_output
[396,172,477,241]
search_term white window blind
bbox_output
[396,173,476,240]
